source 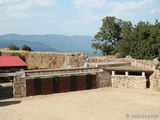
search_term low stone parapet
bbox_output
[112,75,147,89]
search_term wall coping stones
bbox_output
[24,67,98,73]
[25,71,97,79]
[14,67,100,79]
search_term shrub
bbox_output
[11,52,25,61]
[22,44,32,51]
[8,44,19,50]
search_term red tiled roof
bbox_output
[0,56,27,67]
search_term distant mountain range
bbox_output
[0,34,100,56]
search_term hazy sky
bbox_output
[0,0,160,36]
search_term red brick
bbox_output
[77,75,86,90]
[59,77,70,92]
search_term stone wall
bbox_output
[112,75,147,89]
[1,48,160,93]
[86,57,160,90]
[131,59,159,70]
[0,50,87,69]
[12,67,100,98]
[130,60,160,91]
[13,75,26,98]
[85,56,133,63]
[96,71,112,87]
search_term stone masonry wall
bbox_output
[96,71,112,87]
[13,76,26,98]
[85,56,133,63]
[1,48,160,92]
[131,60,160,91]
[86,57,160,91]
[0,50,87,69]
[112,75,147,89]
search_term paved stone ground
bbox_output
[0,87,160,120]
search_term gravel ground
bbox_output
[0,87,160,120]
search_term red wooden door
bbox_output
[59,76,71,93]
[26,79,34,96]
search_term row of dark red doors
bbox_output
[26,74,96,96]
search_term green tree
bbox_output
[116,20,160,60]
[22,44,32,51]
[128,21,153,59]
[8,44,19,50]
[116,21,133,57]
[92,16,123,55]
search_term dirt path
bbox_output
[0,88,160,120]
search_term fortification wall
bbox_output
[0,50,87,69]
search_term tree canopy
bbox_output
[92,16,122,55]
[8,44,33,51]
[8,44,19,50]
[22,44,32,51]
[92,16,160,60]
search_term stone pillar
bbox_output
[13,75,26,98]
[97,71,112,87]
[112,71,115,76]
[142,72,145,77]
[125,71,129,76]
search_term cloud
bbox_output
[64,19,90,25]
[46,20,54,24]
[10,12,37,19]
[0,0,20,4]
[63,0,107,27]
[64,14,105,25]
[151,8,160,14]
[28,0,57,7]
[6,2,31,12]
[107,0,156,22]
[74,0,106,9]
[74,0,106,16]
[3,0,57,19]
[109,0,154,12]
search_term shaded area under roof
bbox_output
[103,66,153,73]
[0,56,27,67]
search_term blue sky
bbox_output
[0,0,160,36]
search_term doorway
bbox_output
[0,77,13,99]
